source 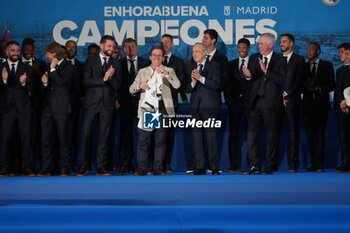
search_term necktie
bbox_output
[263,56,268,68]
[257,57,268,97]
[284,56,288,64]
[311,62,317,77]
[240,59,245,72]
[206,55,211,62]
[10,63,16,80]
[129,59,136,78]
[198,64,203,75]
[102,57,108,74]
[163,55,168,66]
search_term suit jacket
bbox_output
[284,53,305,105]
[41,60,74,114]
[185,60,221,115]
[0,61,33,114]
[129,65,180,118]
[211,50,228,91]
[164,54,185,108]
[83,55,121,112]
[120,56,150,110]
[247,52,286,109]
[227,57,253,107]
[72,59,85,104]
[334,65,350,114]
[23,58,46,111]
[302,59,335,114]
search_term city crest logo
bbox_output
[321,0,340,6]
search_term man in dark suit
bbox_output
[185,29,228,174]
[160,34,185,173]
[226,38,252,172]
[65,40,85,170]
[118,38,150,175]
[202,29,228,93]
[302,42,335,172]
[241,33,286,175]
[77,35,121,176]
[21,38,47,158]
[38,42,74,176]
[334,43,350,172]
[185,42,221,175]
[0,41,34,176]
[279,33,305,172]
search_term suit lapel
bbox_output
[268,53,276,71]
[288,53,296,67]
[95,56,103,76]
[168,56,174,67]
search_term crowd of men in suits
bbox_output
[0,29,349,177]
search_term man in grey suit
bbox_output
[130,46,180,176]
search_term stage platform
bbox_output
[1,172,350,232]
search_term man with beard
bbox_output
[77,35,121,176]
[279,33,305,172]
[65,40,85,169]
[0,41,34,176]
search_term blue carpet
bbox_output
[1,172,350,232]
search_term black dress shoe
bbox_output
[37,169,51,177]
[76,166,88,176]
[212,169,221,175]
[186,163,196,174]
[190,169,206,175]
[59,169,70,176]
[0,169,9,177]
[152,170,165,175]
[96,168,111,176]
[262,169,274,175]
[135,169,147,176]
[119,166,129,175]
[227,166,238,173]
[240,166,261,175]
[163,164,173,173]
[307,166,324,172]
[127,164,135,173]
[288,164,297,173]
[22,169,36,177]
[335,164,350,173]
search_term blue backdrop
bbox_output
[0,0,347,170]
[0,0,349,67]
